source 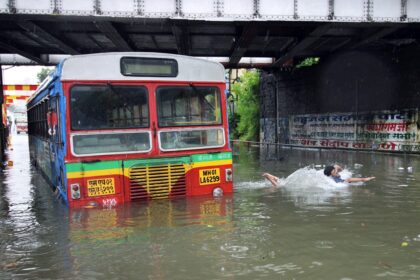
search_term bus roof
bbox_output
[60,52,226,83]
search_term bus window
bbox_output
[156,86,222,127]
[70,85,149,130]
[72,132,151,156]
[159,128,225,151]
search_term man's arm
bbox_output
[262,173,279,187]
[346,177,375,183]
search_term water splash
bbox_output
[236,166,367,207]
[237,166,358,191]
[278,166,351,190]
[235,181,268,190]
[276,167,355,208]
[279,167,351,190]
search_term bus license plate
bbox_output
[87,178,116,197]
[199,168,220,185]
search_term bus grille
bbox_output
[129,163,186,200]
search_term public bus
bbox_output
[27,52,233,208]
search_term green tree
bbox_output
[37,67,54,83]
[228,110,240,140]
[231,70,260,141]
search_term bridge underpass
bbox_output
[0,0,420,67]
[0,0,419,154]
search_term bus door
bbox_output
[47,95,62,189]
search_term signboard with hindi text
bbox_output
[288,109,419,153]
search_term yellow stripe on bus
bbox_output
[67,159,232,179]
[190,159,232,168]
[67,168,123,179]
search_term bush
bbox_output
[231,70,260,141]
[228,111,240,140]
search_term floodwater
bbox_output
[1,135,420,280]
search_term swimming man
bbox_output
[262,164,375,187]
[323,165,375,183]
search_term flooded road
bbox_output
[1,135,420,279]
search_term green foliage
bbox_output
[296,57,320,68]
[228,111,240,140]
[231,70,260,141]
[37,67,54,83]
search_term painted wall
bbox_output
[260,48,420,154]
[289,110,419,153]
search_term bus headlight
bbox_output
[225,168,233,182]
[213,187,223,197]
[70,183,81,199]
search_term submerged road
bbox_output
[1,135,420,279]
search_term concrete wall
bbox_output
[260,47,420,153]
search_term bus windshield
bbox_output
[72,132,151,156]
[70,85,149,130]
[156,86,222,127]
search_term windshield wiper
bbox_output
[106,83,133,115]
[189,83,215,111]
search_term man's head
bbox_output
[324,165,336,176]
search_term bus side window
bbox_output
[47,96,61,144]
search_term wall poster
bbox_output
[289,109,419,153]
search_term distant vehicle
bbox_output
[27,52,233,208]
[14,111,28,134]
[16,121,28,134]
